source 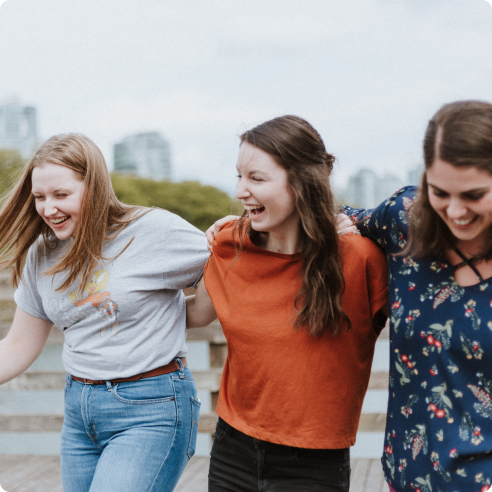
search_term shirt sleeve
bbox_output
[159,212,211,290]
[365,240,389,323]
[340,186,418,256]
[14,241,54,323]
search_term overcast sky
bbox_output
[0,0,491,195]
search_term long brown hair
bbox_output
[0,134,146,292]
[406,100,492,259]
[233,115,350,337]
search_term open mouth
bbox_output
[51,216,70,227]
[451,216,478,228]
[245,205,265,217]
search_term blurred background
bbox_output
[0,0,492,475]
[1,0,491,209]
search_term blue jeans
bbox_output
[61,361,200,492]
[209,418,350,492]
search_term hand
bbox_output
[206,215,241,252]
[69,291,78,303]
[336,213,358,235]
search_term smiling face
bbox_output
[235,142,300,245]
[427,158,492,252]
[31,162,86,240]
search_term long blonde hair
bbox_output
[0,134,146,292]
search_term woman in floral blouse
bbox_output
[342,100,492,492]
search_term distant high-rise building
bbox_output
[345,168,404,208]
[408,165,424,186]
[377,174,404,203]
[346,168,378,208]
[114,132,172,181]
[0,97,38,159]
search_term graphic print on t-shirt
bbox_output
[69,269,121,337]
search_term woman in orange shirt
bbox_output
[186,115,388,491]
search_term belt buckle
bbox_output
[83,379,94,385]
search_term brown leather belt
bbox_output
[71,357,188,385]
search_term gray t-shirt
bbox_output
[14,209,209,380]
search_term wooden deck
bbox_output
[0,455,388,492]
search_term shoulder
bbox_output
[128,208,203,235]
[381,186,418,215]
[128,208,172,228]
[212,220,241,258]
[339,233,386,267]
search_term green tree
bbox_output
[111,174,239,231]
[0,149,25,201]
[0,154,238,231]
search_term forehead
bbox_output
[427,158,492,191]
[31,162,83,189]
[236,142,284,174]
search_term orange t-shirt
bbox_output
[204,222,388,449]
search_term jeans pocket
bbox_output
[187,396,201,459]
[112,377,175,405]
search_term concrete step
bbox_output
[0,411,219,434]
[0,411,386,434]
[1,365,388,393]
[0,368,223,392]
[0,388,387,431]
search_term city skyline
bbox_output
[0,1,491,197]
[114,131,172,181]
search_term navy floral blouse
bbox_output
[342,187,492,492]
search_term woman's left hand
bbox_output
[206,215,241,252]
[336,214,358,235]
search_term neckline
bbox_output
[437,252,491,288]
[244,233,303,260]
[451,247,484,282]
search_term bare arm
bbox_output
[0,307,53,385]
[186,277,217,328]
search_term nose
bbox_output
[44,198,58,216]
[235,178,250,200]
[446,197,467,219]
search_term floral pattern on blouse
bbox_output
[342,186,492,492]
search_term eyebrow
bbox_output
[31,188,72,194]
[428,183,491,195]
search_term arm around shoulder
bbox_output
[186,277,217,328]
[0,307,53,385]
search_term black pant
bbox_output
[208,418,350,492]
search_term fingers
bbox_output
[337,225,358,235]
[338,217,355,231]
[335,214,359,235]
[206,227,215,252]
[206,215,242,252]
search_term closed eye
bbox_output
[431,189,448,198]
[463,192,486,201]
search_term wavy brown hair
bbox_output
[406,100,492,260]
[0,134,147,292]
[233,115,350,337]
